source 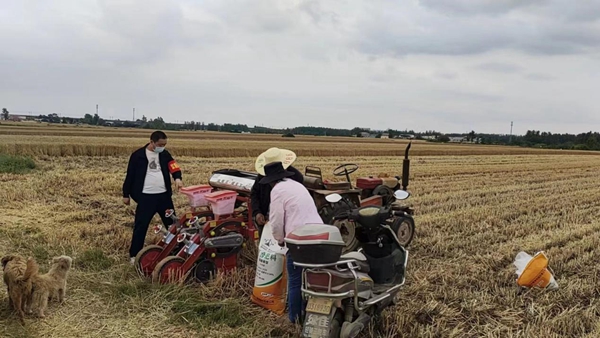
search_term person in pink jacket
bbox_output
[260,161,323,324]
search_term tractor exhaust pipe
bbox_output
[402,142,411,191]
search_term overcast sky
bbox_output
[1,0,599,135]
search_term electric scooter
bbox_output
[285,190,411,338]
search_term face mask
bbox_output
[154,146,165,153]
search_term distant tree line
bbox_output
[514,130,600,150]
[5,111,600,152]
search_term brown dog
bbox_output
[29,255,72,318]
[1,255,39,325]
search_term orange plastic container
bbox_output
[205,190,238,215]
[516,252,553,288]
[180,185,213,207]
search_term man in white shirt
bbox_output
[122,131,183,264]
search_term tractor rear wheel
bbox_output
[391,216,415,247]
[335,219,359,254]
[319,201,359,254]
[152,256,186,284]
[135,245,163,277]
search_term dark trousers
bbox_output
[286,252,305,323]
[129,192,175,258]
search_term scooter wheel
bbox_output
[391,216,415,247]
[152,256,186,284]
[329,310,343,338]
[134,245,163,277]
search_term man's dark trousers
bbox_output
[129,192,176,258]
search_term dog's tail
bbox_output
[17,257,39,283]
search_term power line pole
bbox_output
[96,104,98,116]
[509,121,513,143]
[133,108,135,121]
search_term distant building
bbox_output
[421,135,436,140]
[381,133,389,139]
[9,115,26,121]
[449,136,467,143]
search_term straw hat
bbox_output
[255,147,297,176]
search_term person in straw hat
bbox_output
[260,161,323,324]
[251,147,303,236]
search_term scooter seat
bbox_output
[340,252,370,272]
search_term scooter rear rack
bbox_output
[297,249,409,312]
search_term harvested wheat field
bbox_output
[2,127,600,338]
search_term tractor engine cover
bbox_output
[204,233,244,249]
[356,177,383,190]
[303,176,324,190]
[381,177,400,189]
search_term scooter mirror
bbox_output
[325,193,343,203]
[394,190,410,200]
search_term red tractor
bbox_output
[150,169,260,284]
[303,142,414,253]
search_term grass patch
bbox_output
[171,297,250,329]
[0,154,36,174]
[113,279,156,300]
[76,248,114,271]
[31,245,50,261]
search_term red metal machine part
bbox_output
[134,209,214,277]
[151,195,259,284]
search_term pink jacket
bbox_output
[268,178,323,244]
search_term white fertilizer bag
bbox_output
[251,223,288,315]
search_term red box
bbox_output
[356,177,383,190]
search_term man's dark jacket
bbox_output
[250,165,303,217]
[122,144,182,203]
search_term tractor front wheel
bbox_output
[152,256,186,284]
[135,245,163,277]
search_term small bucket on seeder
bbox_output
[180,185,213,208]
[205,190,238,216]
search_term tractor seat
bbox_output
[340,252,370,272]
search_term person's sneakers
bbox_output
[129,257,135,265]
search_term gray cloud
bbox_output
[475,62,523,73]
[525,73,556,81]
[350,1,600,57]
[1,0,599,135]
[417,0,546,16]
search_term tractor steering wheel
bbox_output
[333,164,359,177]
